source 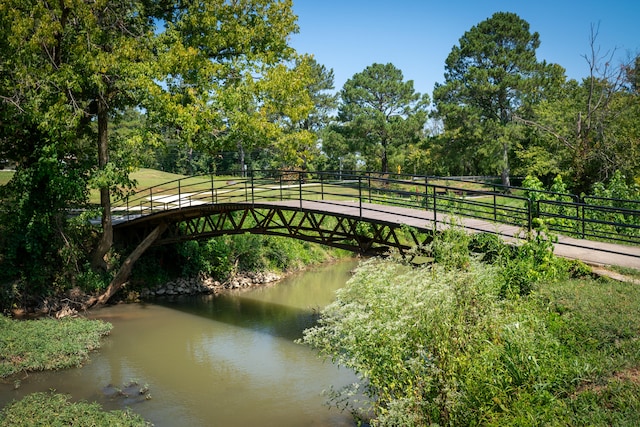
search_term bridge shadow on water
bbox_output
[153,293,323,342]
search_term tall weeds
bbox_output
[301,226,640,426]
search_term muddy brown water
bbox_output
[0,260,361,426]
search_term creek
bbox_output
[0,259,361,426]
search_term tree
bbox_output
[338,63,429,173]
[290,56,338,170]
[0,0,307,306]
[433,12,563,187]
[519,26,640,193]
[0,0,165,274]
[153,0,310,175]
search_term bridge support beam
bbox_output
[88,222,168,307]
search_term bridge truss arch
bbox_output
[114,201,435,259]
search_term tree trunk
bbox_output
[87,222,168,307]
[381,142,389,174]
[238,141,245,177]
[92,97,112,270]
[501,142,511,188]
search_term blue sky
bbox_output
[290,0,640,97]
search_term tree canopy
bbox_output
[338,63,429,173]
[433,12,564,187]
[521,27,640,193]
[0,0,314,305]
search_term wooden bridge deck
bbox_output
[268,199,640,270]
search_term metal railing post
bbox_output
[581,196,586,239]
[299,171,303,209]
[149,187,153,213]
[368,175,371,203]
[574,195,580,237]
[211,174,216,203]
[279,174,283,201]
[425,177,429,211]
[178,181,181,209]
[359,176,363,218]
[251,173,255,204]
[320,173,324,201]
[433,186,437,224]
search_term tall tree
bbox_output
[155,0,307,174]
[296,56,338,133]
[338,63,429,173]
[0,0,307,304]
[433,12,563,187]
[0,0,159,274]
[290,56,338,170]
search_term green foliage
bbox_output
[300,226,640,426]
[591,170,640,201]
[131,233,341,287]
[500,226,561,298]
[0,154,94,306]
[0,315,112,378]
[522,171,640,241]
[423,224,471,269]
[0,392,150,427]
[469,232,511,263]
[176,239,233,278]
[432,12,565,186]
[226,233,334,273]
[338,63,429,173]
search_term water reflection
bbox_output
[0,260,360,427]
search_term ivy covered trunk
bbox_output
[92,97,112,271]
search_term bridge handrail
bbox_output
[110,170,640,245]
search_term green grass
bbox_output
[129,168,187,188]
[0,315,112,378]
[0,171,14,186]
[0,392,150,426]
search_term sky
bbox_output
[289,0,640,97]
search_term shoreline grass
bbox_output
[0,315,112,378]
[0,392,150,426]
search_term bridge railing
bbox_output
[111,170,640,245]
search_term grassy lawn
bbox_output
[0,392,150,426]
[0,171,14,186]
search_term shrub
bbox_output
[301,227,630,426]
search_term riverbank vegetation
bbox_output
[0,316,137,426]
[0,315,112,378]
[0,392,149,427]
[301,228,640,426]
[129,233,348,290]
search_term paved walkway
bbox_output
[276,200,640,270]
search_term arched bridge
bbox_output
[112,171,640,269]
